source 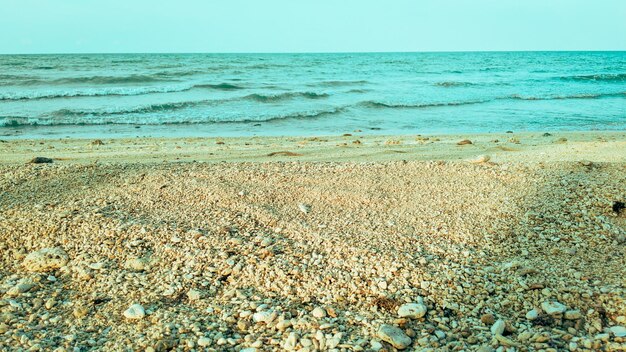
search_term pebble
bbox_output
[284,332,298,350]
[470,155,491,163]
[564,310,582,320]
[298,203,311,214]
[481,313,495,325]
[609,326,626,337]
[252,311,271,323]
[376,324,412,350]
[397,303,427,319]
[124,257,148,271]
[123,304,145,320]
[23,247,69,272]
[541,301,566,315]
[312,307,327,318]
[526,309,540,320]
[491,319,505,336]
[197,337,212,347]
[187,289,201,301]
[457,139,473,145]
[6,280,35,296]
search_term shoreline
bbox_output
[1,131,625,165]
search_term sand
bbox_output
[0,131,625,351]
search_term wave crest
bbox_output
[245,92,329,102]
[360,100,489,109]
[560,73,626,82]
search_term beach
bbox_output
[1,131,625,351]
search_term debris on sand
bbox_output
[28,157,53,164]
[267,151,303,156]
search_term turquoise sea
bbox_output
[1,52,624,138]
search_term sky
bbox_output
[1,0,625,54]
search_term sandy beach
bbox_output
[1,131,625,351]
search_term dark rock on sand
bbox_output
[29,157,53,164]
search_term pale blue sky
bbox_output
[1,0,625,54]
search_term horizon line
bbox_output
[2,49,626,56]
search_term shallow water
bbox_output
[1,52,624,138]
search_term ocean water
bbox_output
[1,52,624,138]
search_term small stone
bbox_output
[398,303,427,319]
[370,340,384,351]
[187,289,201,301]
[197,337,212,347]
[470,155,491,163]
[457,139,472,145]
[284,332,298,350]
[29,157,53,164]
[252,311,271,323]
[124,257,148,272]
[526,309,540,320]
[491,319,505,336]
[45,298,56,309]
[73,306,89,318]
[23,247,69,272]
[542,301,566,315]
[481,313,495,325]
[6,280,35,296]
[123,304,145,320]
[564,310,582,320]
[376,324,412,350]
[240,349,257,352]
[609,326,626,337]
[91,139,105,146]
[298,203,311,214]
[312,307,327,318]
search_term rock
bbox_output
[481,313,495,325]
[73,306,89,318]
[312,307,327,318]
[124,257,148,272]
[491,319,505,336]
[187,289,201,301]
[260,238,273,247]
[23,247,69,272]
[397,303,427,319]
[564,310,582,320]
[240,349,257,352]
[29,157,53,164]
[252,311,271,323]
[91,139,104,145]
[376,324,412,350]
[457,139,472,145]
[197,337,212,347]
[370,340,384,351]
[609,326,626,337]
[6,280,35,296]
[284,332,298,350]
[526,309,540,320]
[470,155,491,163]
[123,304,145,320]
[298,203,311,214]
[542,301,566,315]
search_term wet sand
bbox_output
[0,131,625,351]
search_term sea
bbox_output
[1,51,624,138]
